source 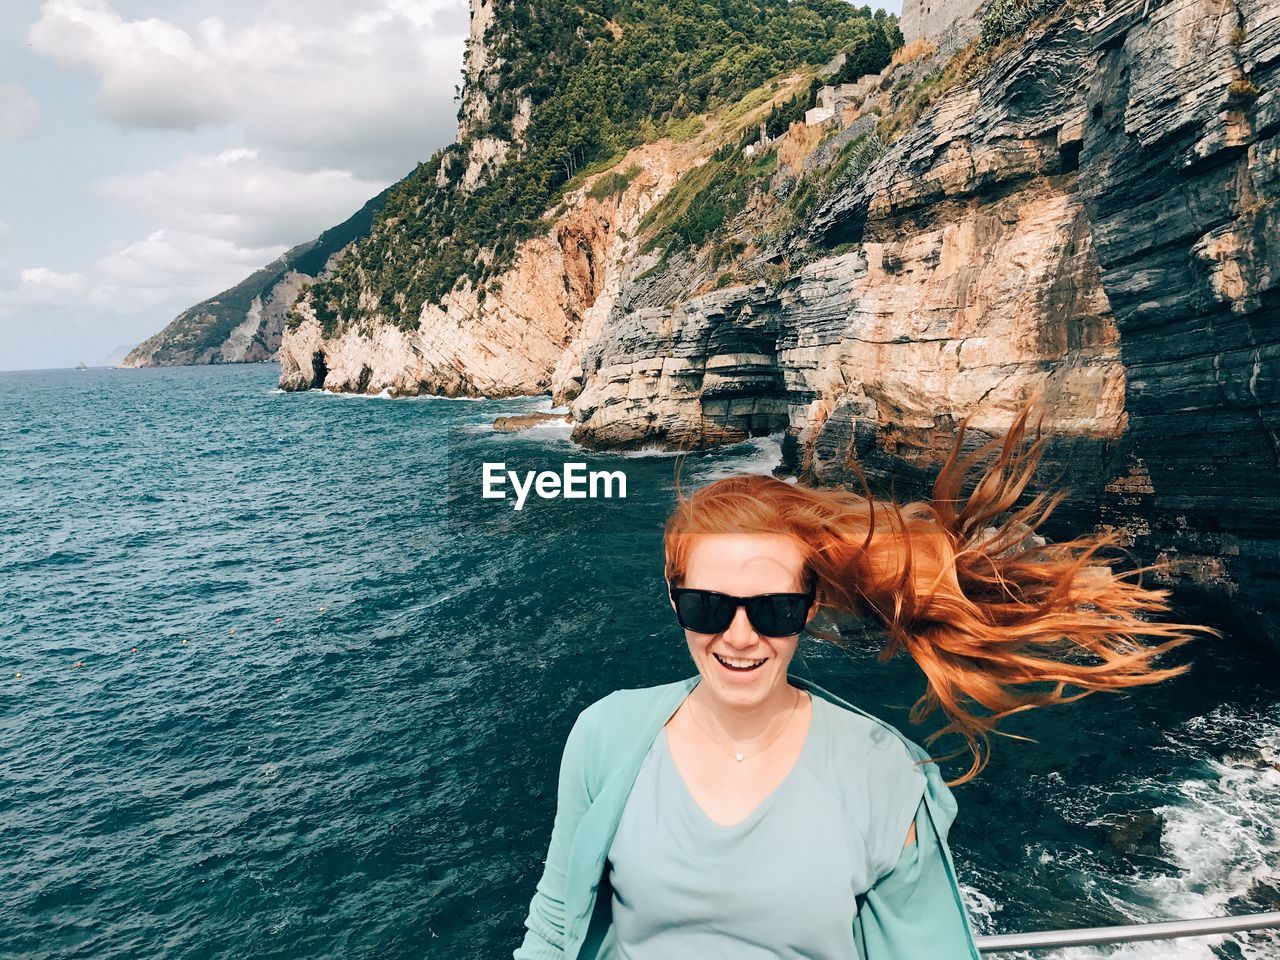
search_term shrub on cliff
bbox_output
[830,12,903,84]
[641,146,778,254]
[774,130,884,236]
[586,164,644,201]
[977,0,1066,51]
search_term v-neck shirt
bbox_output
[604,690,928,959]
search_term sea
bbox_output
[1,363,1277,959]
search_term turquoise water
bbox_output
[2,364,1277,959]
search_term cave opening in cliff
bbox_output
[311,351,328,389]
[1059,138,1082,173]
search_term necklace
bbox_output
[686,686,802,762]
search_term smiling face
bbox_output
[671,533,817,709]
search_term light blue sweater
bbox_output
[513,672,983,960]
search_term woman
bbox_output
[513,402,1217,960]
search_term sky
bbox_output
[0,0,902,372]
[0,0,469,370]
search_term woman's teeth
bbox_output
[714,652,767,671]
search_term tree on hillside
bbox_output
[831,15,903,84]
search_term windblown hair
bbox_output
[664,401,1219,786]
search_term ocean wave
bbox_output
[687,433,788,479]
[1027,705,1280,959]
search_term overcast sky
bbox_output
[0,0,901,372]
[0,0,469,370]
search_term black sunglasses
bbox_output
[668,585,816,637]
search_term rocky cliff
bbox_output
[278,108,809,396]
[278,0,895,388]
[588,0,1279,647]
[275,0,1279,651]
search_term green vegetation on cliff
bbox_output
[978,0,1067,50]
[640,146,778,255]
[303,0,902,336]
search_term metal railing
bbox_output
[976,910,1280,953]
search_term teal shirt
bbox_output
[513,673,983,960]
[608,692,928,958]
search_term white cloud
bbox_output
[29,0,468,179]
[92,229,286,303]
[0,232,284,318]
[20,267,85,297]
[100,148,385,247]
[29,1,231,128]
[0,83,40,139]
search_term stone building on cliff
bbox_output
[900,0,988,51]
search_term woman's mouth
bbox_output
[713,652,767,672]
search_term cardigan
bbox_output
[513,672,984,960]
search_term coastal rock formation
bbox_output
[573,5,1129,521]
[1093,811,1167,857]
[574,0,1280,648]
[126,270,309,367]
[278,141,700,397]
[493,412,571,431]
[1079,0,1280,640]
[203,0,1278,648]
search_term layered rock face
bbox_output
[574,12,1126,475]
[271,0,1279,647]
[1080,0,1280,637]
[575,0,1280,646]
[277,141,699,396]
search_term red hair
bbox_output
[664,401,1220,786]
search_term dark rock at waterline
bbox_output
[1221,747,1279,771]
[1225,876,1280,915]
[1093,810,1166,857]
[493,413,572,432]
[1245,878,1280,912]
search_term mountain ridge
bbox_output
[121,186,391,368]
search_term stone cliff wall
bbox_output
[571,0,1280,648]
[901,0,986,46]
[274,0,1280,650]
[1079,0,1279,637]
[278,142,698,397]
[276,73,813,398]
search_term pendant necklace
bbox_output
[687,686,802,762]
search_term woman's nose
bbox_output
[722,606,757,646]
